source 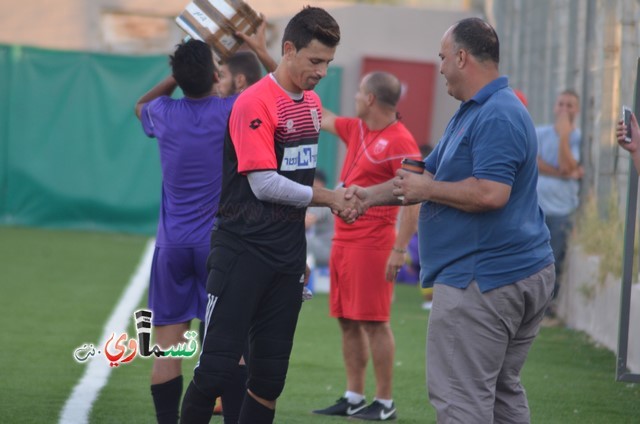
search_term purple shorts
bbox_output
[148,245,209,326]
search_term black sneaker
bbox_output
[312,397,367,416]
[349,400,397,421]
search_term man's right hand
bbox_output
[617,112,640,153]
[334,186,367,224]
[554,110,572,138]
[236,19,268,53]
[235,16,278,72]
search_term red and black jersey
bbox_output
[216,75,321,272]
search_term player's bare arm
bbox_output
[235,18,278,73]
[344,179,401,208]
[310,186,364,223]
[135,76,178,119]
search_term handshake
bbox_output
[321,167,431,224]
[328,185,369,224]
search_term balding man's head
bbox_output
[363,72,402,109]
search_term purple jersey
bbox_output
[141,94,237,247]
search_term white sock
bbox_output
[375,398,393,408]
[344,391,365,404]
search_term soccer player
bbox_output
[179,7,363,424]
[135,38,267,424]
[216,51,263,97]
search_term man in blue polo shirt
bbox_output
[344,17,555,423]
[536,90,583,311]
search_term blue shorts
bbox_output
[148,245,209,326]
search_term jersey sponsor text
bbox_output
[280,144,318,171]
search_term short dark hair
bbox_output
[452,17,500,64]
[365,72,402,108]
[223,51,262,86]
[281,6,340,53]
[560,88,580,101]
[170,39,215,98]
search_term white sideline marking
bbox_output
[59,238,155,424]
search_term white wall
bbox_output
[0,0,91,50]
[559,245,640,373]
[0,0,472,172]
[269,4,473,164]
[329,5,472,146]
[0,2,471,142]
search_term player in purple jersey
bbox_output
[135,39,262,424]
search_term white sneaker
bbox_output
[421,301,432,310]
[302,286,313,301]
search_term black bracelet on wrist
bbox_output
[392,247,407,254]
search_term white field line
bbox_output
[58,238,155,424]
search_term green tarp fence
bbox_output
[0,45,341,235]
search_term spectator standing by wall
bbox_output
[536,89,583,312]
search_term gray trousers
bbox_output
[426,264,555,424]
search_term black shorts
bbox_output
[193,231,304,401]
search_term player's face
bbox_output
[217,64,235,97]
[286,39,335,91]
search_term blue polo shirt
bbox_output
[419,77,553,292]
[536,125,581,216]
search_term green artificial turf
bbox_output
[0,226,149,423]
[0,226,638,423]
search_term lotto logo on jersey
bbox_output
[281,144,318,171]
[249,118,262,130]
